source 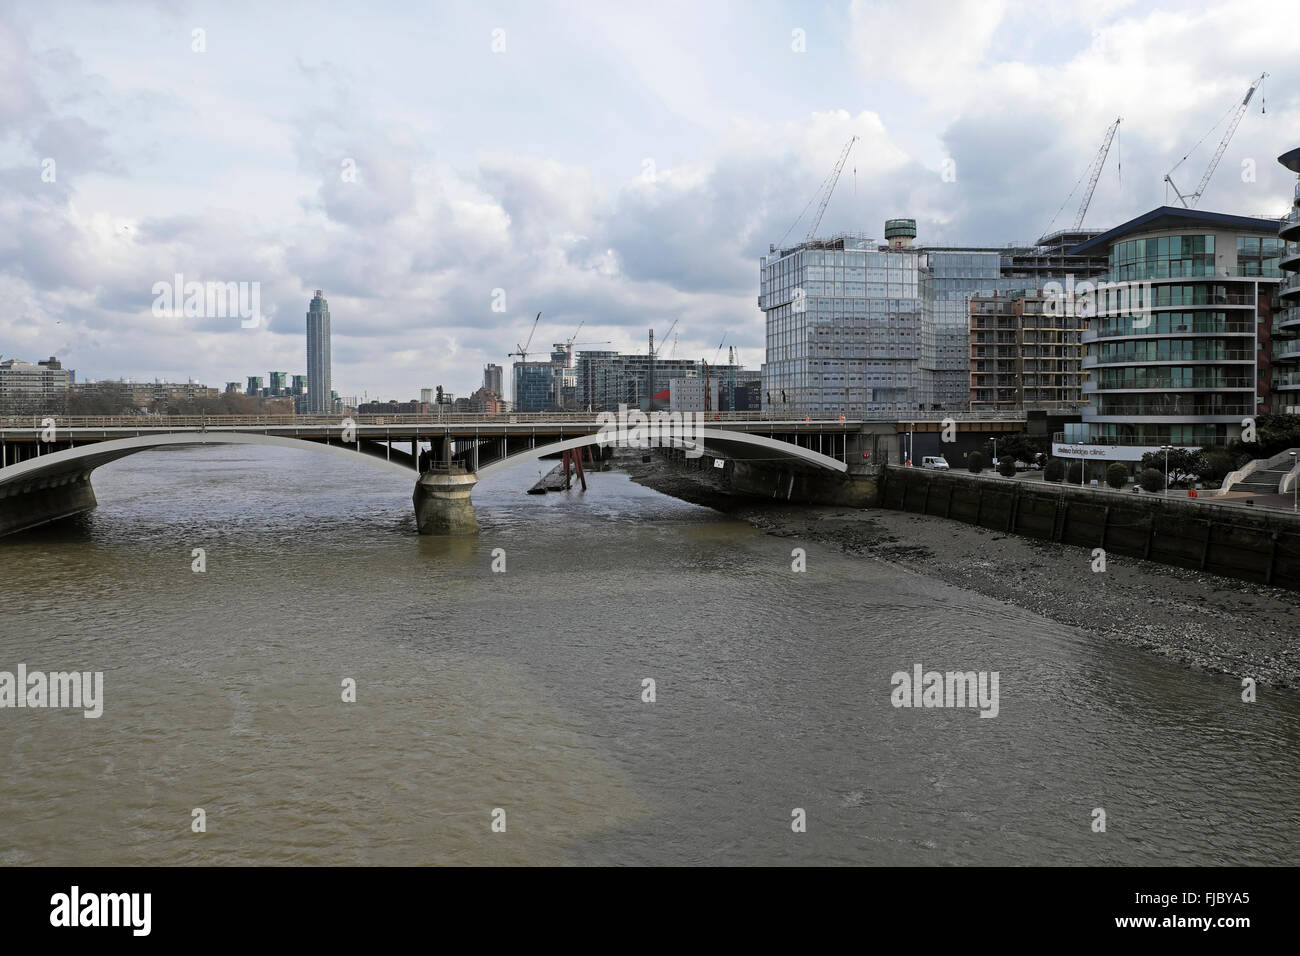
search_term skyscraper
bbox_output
[483,363,504,397]
[306,289,332,414]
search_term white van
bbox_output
[921,456,950,470]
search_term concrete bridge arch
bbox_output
[0,425,858,537]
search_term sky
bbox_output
[2,0,1299,401]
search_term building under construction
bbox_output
[969,289,1085,413]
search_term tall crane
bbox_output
[1165,72,1267,208]
[1044,117,1121,236]
[1074,117,1121,229]
[564,319,584,352]
[508,312,542,363]
[805,135,858,241]
[776,135,859,250]
[646,317,679,410]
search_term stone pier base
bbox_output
[413,469,479,535]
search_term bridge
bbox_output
[0,413,882,537]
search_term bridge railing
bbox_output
[0,411,866,428]
[0,409,1028,429]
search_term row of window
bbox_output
[1091,312,1253,337]
[1095,340,1255,363]
[1093,367,1252,390]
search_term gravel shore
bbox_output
[617,451,1300,690]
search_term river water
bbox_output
[0,444,1297,865]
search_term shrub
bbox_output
[967,451,985,474]
[1139,468,1165,493]
[1044,458,1065,482]
[1067,461,1084,485]
[1106,463,1129,489]
[997,457,1017,477]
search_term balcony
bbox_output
[1274,372,1300,389]
[1277,274,1300,299]
[1089,402,1255,418]
[1282,208,1300,241]
[1087,352,1255,367]
[1090,380,1252,393]
[1082,323,1255,343]
[1275,341,1300,362]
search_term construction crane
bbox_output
[564,319,584,351]
[776,135,859,250]
[508,312,542,363]
[669,332,679,358]
[1044,117,1121,236]
[1074,118,1120,229]
[1165,72,1267,208]
[646,318,679,410]
[805,136,858,241]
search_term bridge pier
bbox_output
[0,471,97,537]
[413,468,479,535]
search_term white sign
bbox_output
[713,458,725,469]
[1053,442,1191,461]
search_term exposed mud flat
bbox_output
[618,451,1300,690]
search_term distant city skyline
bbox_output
[3,0,1298,400]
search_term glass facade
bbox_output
[513,362,557,412]
[1235,236,1285,276]
[306,290,332,414]
[1108,235,1214,281]
[760,238,927,418]
[1077,221,1280,454]
[759,237,1105,417]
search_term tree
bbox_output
[66,383,135,416]
[997,456,1017,477]
[1106,462,1129,489]
[967,451,985,474]
[1139,468,1165,492]
[1197,449,1238,488]
[1138,448,1200,487]
[986,433,1040,466]
[1044,459,1065,482]
[1067,461,1084,485]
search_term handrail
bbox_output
[0,410,1036,428]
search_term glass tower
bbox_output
[306,290,332,414]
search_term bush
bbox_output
[1139,468,1165,493]
[1067,461,1084,485]
[997,456,1017,477]
[1044,458,1065,482]
[967,451,985,474]
[1106,463,1129,489]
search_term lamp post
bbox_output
[1162,444,1172,496]
[1291,451,1297,512]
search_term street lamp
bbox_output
[1291,451,1297,512]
